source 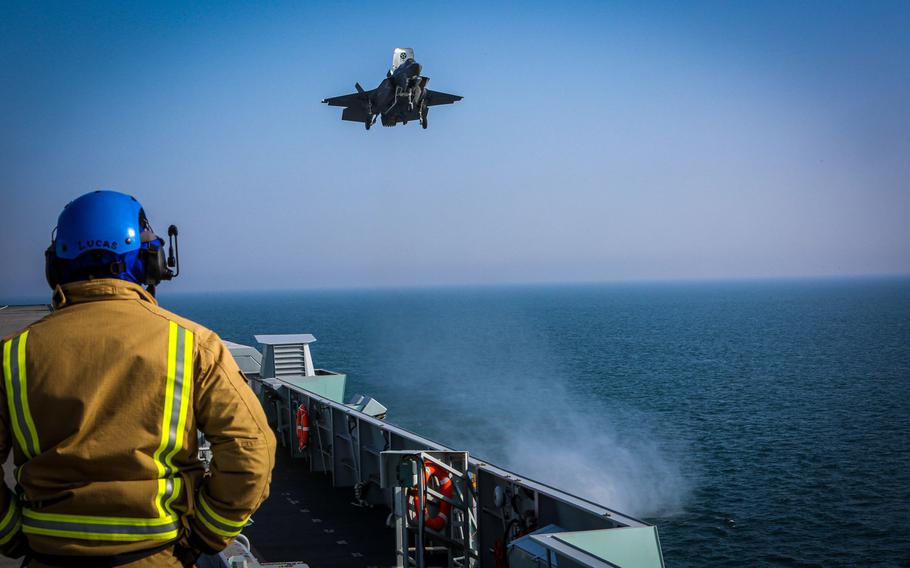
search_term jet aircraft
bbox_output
[322,48,462,130]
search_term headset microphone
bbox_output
[166,225,180,279]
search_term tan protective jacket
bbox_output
[0,279,276,561]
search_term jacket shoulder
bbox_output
[137,303,222,348]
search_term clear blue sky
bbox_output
[2,1,908,298]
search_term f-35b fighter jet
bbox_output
[322,48,462,130]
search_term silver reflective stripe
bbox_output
[8,334,39,459]
[195,492,247,538]
[166,326,187,472]
[162,478,174,510]
[23,517,179,536]
[154,323,193,517]
[196,502,242,536]
[0,503,20,544]
[161,326,186,504]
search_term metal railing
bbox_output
[247,373,664,568]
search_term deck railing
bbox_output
[246,372,665,568]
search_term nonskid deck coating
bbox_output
[244,448,396,567]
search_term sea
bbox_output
[155,278,907,566]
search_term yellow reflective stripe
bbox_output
[3,332,40,459]
[163,477,182,515]
[22,526,177,542]
[0,499,21,544]
[195,513,237,538]
[16,332,40,457]
[155,478,167,517]
[195,512,241,538]
[2,339,28,456]
[153,323,193,519]
[164,328,193,471]
[22,509,180,542]
[0,520,21,545]
[153,322,179,517]
[23,510,178,526]
[154,322,178,476]
[198,493,248,529]
[0,500,17,531]
[195,492,248,537]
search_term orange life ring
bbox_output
[296,404,310,451]
[409,462,453,531]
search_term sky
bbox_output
[1,1,909,299]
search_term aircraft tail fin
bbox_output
[355,82,365,94]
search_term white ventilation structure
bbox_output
[255,334,316,378]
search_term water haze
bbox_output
[154,277,910,567]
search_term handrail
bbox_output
[271,376,648,528]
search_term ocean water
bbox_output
[160,278,910,567]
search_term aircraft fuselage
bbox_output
[372,58,425,126]
[321,48,462,130]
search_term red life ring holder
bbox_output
[296,404,310,451]
[408,462,453,531]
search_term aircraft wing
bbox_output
[425,90,463,107]
[322,89,374,107]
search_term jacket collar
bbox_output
[53,278,158,309]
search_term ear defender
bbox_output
[139,238,170,286]
[45,243,62,290]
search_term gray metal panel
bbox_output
[224,341,263,375]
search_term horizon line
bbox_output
[3,272,910,305]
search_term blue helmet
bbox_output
[45,190,172,289]
[54,190,144,259]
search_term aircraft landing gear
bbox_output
[409,85,423,112]
[364,103,374,130]
[419,101,428,129]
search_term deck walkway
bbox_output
[244,448,396,567]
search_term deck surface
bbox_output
[0,305,51,338]
[244,447,397,567]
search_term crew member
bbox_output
[0,190,276,566]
